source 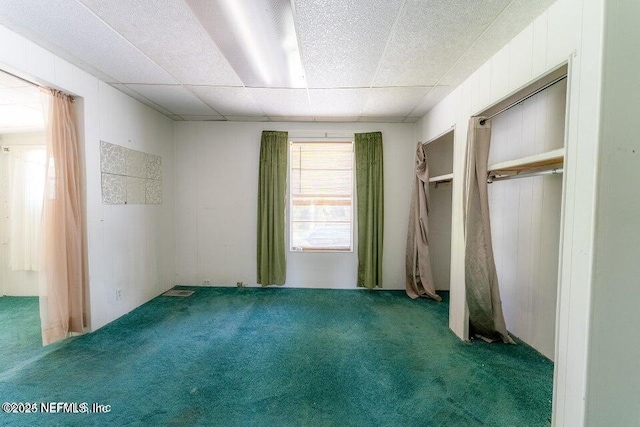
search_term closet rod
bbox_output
[488,167,563,183]
[479,74,567,125]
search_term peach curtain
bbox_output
[39,88,86,346]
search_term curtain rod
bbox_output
[288,131,384,139]
[1,69,43,89]
[479,74,568,125]
[1,70,74,100]
[488,167,563,183]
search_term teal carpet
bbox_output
[0,297,65,376]
[0,288,553,426]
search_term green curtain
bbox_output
[257,130,288,286]
[355,132,384,289]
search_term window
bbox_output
[290,141,353,252]
[6,146,46,271]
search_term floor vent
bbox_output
[162,290,194,297]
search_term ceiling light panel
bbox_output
[77,0,242,86]
[125,84,222,117]
[294,0,404,88]
[246,88,311,117]
[0,0,176,84]
[186,86,264,116]
[363,87,431,117]
[440,0,554,86]
[186,0,306,88]
[374,0,511,87]
[308,88,370,117]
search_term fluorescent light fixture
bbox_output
[186,0,307,88]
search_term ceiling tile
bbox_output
[269,116,314,122]
[0,0,555,122]
[78,0,242,86]
[308,88,370,117]
[314,116,359,122]
[363,87,431,116]
[110,84,175,116]
[358,116,405,123]
[295,0,404,88]
[246,88,311,116]
[440,0,554,86]
[187,86,264,116]
[125,84,221,117]
[407,85,456,117]
[0,0,177,84]
[375,0,511,87]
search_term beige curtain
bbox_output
[39,89,86,346]
[406,143,441,301]
[464,117,513,344]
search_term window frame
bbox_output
[288,139,355,253]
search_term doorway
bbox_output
[0,69,47,366]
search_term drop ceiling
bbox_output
[0,0,554,123]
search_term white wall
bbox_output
[0,24,177,331]
[174,121,415,290]
[584,0,640,425]
[0,132,44,296]
[488,80,566,360]
[415,0,605,424]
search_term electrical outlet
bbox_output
[203,280,210,286]
[236,281,244,288]
[115,289,122,301]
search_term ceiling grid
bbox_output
[0,0,556,123]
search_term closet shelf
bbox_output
[488,148,564,175]
[429,173,453,184]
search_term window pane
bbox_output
[291,197,351,222]
[290,169,352,196]
[290,143,352,170]
[291,222,351,250]
[290,142,353,251]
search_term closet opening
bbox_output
[478,63,568,360]
[0,69,47,365]
[424,128,454,309]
